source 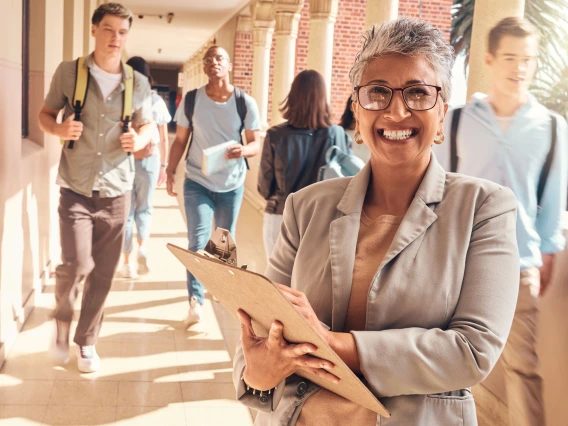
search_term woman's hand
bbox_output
[276,284,332,345]
[237,309,339,391]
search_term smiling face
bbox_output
[92,14,130,58]
[486,35,538,98]
[354,55,448,168]
[203,47,232,80]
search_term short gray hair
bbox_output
[349,18,455,103]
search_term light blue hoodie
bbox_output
[433,92,567,270]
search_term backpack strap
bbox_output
[67,56,90,149]
[122,64,134,123]
[122,64,134,156]
[537,113,558,208]
[183,89,197,160]
[233,87,249,170]
[234,87,247,134]
[184,89,198,129]
[450,107,463,173]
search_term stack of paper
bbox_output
[201,140,239,176]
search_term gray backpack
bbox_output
[317,127,365,181]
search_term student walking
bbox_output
[38,3,153,373]
[166,46,261,327]
[118,56,172,279]
[433,18,568,426]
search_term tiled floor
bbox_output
[0,187,266,425]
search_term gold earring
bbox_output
[354,131,364,145]
[434,133,445,145]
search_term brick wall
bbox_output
[267,38,276,122]
[239,0,452,127]
[295,1,310,74]
[398,0,453,41]
[233,29,253,96]
[330,0,367,123]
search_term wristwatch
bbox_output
[160,163,168,168]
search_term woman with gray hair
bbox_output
[233,18,519,425]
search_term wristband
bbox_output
[241,375,276,396]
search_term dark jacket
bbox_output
[258,123,351,214]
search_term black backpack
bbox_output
[184,87,249,169]
[450,107,559,208]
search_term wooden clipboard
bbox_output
[167,243,390,417]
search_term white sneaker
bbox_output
[183,296,203,328]
[76,345,100,373]
[137,252,150,275]
[49,320,70,365]
[118,263,137,279]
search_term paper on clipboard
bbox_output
[201,140,239,176]
[167,243,390,417]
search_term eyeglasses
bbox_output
[203,55,227,65]
[355,84,442,111]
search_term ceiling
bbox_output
[121,0,252,69]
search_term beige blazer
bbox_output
[233,155,520,425]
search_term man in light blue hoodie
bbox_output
[434,17,567,426]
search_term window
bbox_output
[22,0,30,138]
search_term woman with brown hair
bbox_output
[258,70,351,259]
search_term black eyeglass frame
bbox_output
[354,83,443,111]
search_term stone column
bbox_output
[63,0,84,60]
[252,1,275,129]
[365,0,398,29]
[271,0,303,125]
[467,0,525,97]
[83,0,97,54]
[182,63,189,94]
[190,59,199,90]
[307,0,338,101]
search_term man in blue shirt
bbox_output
[166,46,261,326]
[434,18,567,426]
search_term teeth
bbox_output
[383,130,413,140]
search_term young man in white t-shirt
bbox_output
[433,18,567,426]
[166,46,261,326]
[38,3,153,373]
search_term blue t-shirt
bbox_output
[174,86,261,192]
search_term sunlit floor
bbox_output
[0,187,266,425]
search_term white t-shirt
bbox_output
[151,91,172,146]
[91,63,122,99]
[496,116,513,134]
[90,63,122,189]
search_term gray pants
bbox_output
[501,267,545,426]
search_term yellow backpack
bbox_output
[64,56,134,149]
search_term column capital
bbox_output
[237,15,253,32]
[253,0,275,22]
[274,0,303,15]
[309,0,338,21]
[253,26,275,48]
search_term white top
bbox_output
[91,63,122,99]
[90,63,122,190]
[150,91,172,146]
[495,116,513,134]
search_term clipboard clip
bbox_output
[198,228,247,270]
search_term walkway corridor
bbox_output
[0,187,266,425]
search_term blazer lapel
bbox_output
[379,154,446,269]
[329,163,371,332]
[327,155,446,331]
